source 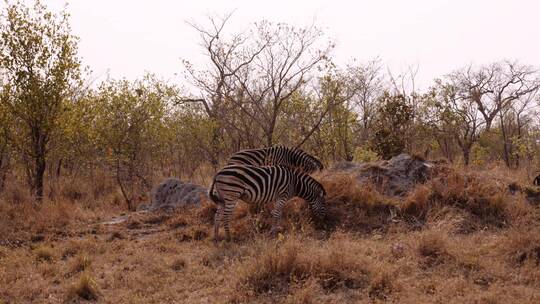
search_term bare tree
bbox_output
[498,86,539,167]
[429,80,485,166]
[450,61,540,131]
[182,14,333,155]
[346,58,385,144]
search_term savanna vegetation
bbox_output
[1,1,540,303]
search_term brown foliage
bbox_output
[236,237,371,298]
[65,274,100,301]
[0,164,539,303]
[317,173,397,233]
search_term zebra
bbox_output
[226,145,324,174]
[208,165,327,242]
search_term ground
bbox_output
[1,165,540,303]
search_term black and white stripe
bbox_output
[227,146,324,174]
[209,165,327,241]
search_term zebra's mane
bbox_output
[280,164,326,196]
[270,145,324,170]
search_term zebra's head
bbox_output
[297,150,324,174]
[309,182,327,219]
[312,158,324,172]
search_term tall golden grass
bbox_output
[0,163,539,303]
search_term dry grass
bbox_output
[0,174,124,247]
[34,245,55,262]
[0,165,539,303]
[501,228,540,267]
[65,273,101,301]
[416,231,452,268]
[171,258,186,271]
[316,173,398,233]
[233,236,373,301]
[68,254,92,274]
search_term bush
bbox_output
[370,92,414,160]
[353,147,379,163]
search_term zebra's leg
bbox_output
[214,205,224,244]
[222,201,236,242]
[270,198,287,236]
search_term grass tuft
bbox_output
[171,258,186,271]
[66,273,100,301]
[69,254,92,274]
[34,245,54,262]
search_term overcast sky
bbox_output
[42,0,540,89]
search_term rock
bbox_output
[148,178,207,211]
[524,186,540,205]
[137,203,150,211]
[507,182,540,205]
[331,153,432,196]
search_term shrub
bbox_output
[370,92,414,160]
[59,177,88,202]
[353,147,379,163]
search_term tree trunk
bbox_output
[515,113,523,168]
[34,153,46,201]
[210,128,221,171]
[462,146,471,166]
[116,158,132,211]
[0,148,8,193]
[499,115,511,168]
[31,129,47,202]
[56,158,63,178]
[265,125,274,147]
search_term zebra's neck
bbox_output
[266,146,292,167]
[292,172,312,201]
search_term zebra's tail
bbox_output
[208,180,225,205]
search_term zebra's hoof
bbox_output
[269,227,283,237]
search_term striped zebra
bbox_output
[209,165,327,242]
[227,146,324,174]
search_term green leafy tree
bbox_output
[0,0,81,200]
[313,74,358,161]
[371,92,414,159]
[427,81,485,166]
[94,75,172,210]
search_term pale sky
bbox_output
[42,0,540,89]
